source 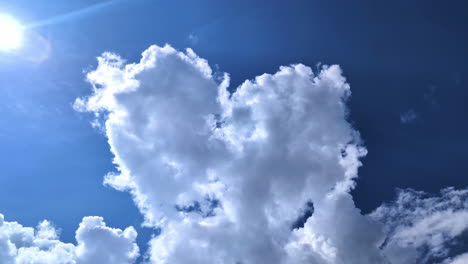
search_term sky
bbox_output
[0,0,467,263]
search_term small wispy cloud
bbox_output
[400,109,418,124]
[188,33,199,45]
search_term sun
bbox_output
[0,14,23,51]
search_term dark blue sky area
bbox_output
[0,0,467,249]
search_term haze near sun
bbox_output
[0,14,23,51]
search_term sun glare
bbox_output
[0,14,23,51]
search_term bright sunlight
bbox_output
[0,14,23,51]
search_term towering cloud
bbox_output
[74,44,468,264]
[75,44,388,263]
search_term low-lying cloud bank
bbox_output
[1,45,467,264]
[0,214,139,264]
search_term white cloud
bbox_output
[371,187,468,264]
[74,44,468,264]
[75,44,389,264]
[0,214,139,264]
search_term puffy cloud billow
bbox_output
[0,214,139,264]
[2,44,467,264]
[75,44,384,263]
[72,44,468,264]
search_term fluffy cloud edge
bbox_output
[371,187,468,264]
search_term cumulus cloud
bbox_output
[73,44,468,264]
[75,44,386,264]
[0,214,139,264]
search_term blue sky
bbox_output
[1,0,468,263]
